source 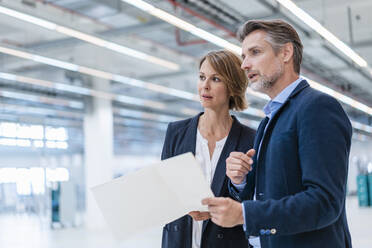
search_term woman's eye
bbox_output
[199,75,205,80]
[213,77,221,82]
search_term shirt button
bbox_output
[217,233,223,239]
[271,228,277,235]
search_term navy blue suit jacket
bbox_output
[161,113,255,248]
[230,80,353,248]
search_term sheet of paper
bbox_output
[91,152,214,241]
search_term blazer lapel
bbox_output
[180,113,202,155]
[258,80,309,161]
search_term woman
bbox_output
[161,50,255,248]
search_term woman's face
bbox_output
[198,59,230,111]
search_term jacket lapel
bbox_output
[180,113,202,155]
[258,80,309,162]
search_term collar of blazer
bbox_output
[255,79,309,162]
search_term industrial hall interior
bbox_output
[0,0,371,248]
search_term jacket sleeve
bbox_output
[242,94,352,236]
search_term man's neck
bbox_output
[267,72,299,99]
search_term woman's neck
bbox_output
[198,109,232,140]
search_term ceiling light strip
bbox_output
[1,45,370,116]
[121,0,241,54]
[307,78,372,115]
[120,0,371,116]
[275,0,368,68]
[1,71,371,133]
[0,46,193,100]
[0,72,167,111]
[0,5,179,70]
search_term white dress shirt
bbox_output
[192,129,228,248]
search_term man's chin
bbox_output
[249,81,264,92]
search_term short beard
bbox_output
[249,62,283,92]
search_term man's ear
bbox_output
[281,42,294,63]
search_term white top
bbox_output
[192,129,228,248]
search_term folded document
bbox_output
[91,152,214,241]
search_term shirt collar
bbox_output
[263,76,303,117]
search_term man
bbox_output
[202,19,352,248]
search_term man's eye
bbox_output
[252,49,260,55]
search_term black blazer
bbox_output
[161,113,256,248]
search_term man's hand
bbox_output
[188,211,211,221]
[201,197,244,227]
[226,149,255,184]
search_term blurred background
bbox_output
[0,0,371,247]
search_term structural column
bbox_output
[84,78,113,229]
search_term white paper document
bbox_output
[91,152,214,241]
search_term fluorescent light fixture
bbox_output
[0,5,179,70]
[121,0,241,54]
[115,108,181,123]
[0,102,82,118]
[0,71,169,111]
[1,71,371,134]
[120,0,372,116]
[0,90,83,109]
[276,0,368,68]
[0,6,56,30]
[33,55,79,71]
[306,78,372,116]
[350,120,372,134]
[0,46,33,60]
[0,45,370,117]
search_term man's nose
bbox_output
[241,58,252,70]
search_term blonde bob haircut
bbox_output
[199,50,248,111]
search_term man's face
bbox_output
[241,30,284,94]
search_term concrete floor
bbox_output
[0,196,370,248]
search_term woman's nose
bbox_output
[202,79,210,89]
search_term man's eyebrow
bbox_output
[247,45,262,51]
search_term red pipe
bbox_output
[166,0,236,37]
[34,0,113,29]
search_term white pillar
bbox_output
[84,78,113,229]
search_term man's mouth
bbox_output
[247,72,259,80]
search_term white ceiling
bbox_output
[0,0,371,154]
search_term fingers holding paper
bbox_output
[201,197,244,228]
